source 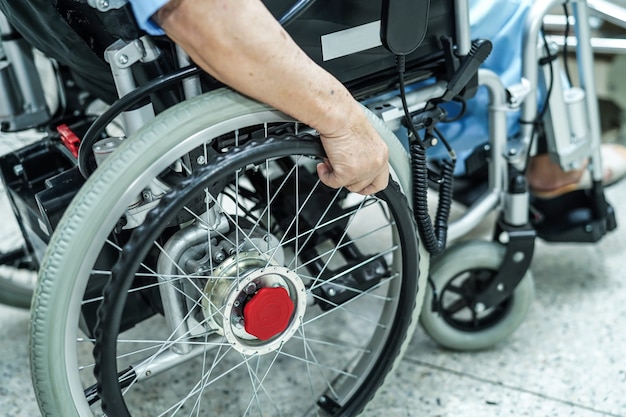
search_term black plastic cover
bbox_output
[381,0,431,56]
[265,0,455,92]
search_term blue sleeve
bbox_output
[127,0,170,36]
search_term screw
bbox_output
[145,370,152,377]
[497,283,505,291]
[245,282,257,294]
[327,288,337,297]
[509,148,518,156]
[117,54,129,65]
[512,251,525,263]
[475,302,486,312]
[98,0,109,9]
[12,164,24,177]
[214,251,226,263]
[196,155,206,165]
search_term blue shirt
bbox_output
[128,0,169,35]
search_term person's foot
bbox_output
[527,143,626,198]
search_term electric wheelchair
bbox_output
[0,0,616,415]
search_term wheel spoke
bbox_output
[442,297,469,315]
[36,110,419,417]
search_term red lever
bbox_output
[56,124,81,158]
[243,287,294,340]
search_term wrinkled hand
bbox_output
[316,112,389,195]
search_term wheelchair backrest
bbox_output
[267,0,456,98]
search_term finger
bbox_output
[345,178,376,194]
[350,173,390,195]
[316,162,342,189]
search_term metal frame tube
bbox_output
[176,45,202,99]
[520,0,565,148]
[572,0,604,182]
[520,0,602,177]
[548,35,626,55]
[448,69,508,242]
[455,0,472,55]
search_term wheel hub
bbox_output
[243,287,294,340]
[202,252,306,355]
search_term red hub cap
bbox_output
[243,287,295,340]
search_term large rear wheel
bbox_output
[30,89,428,416]
[96,135,420,416]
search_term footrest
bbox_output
[530,189,617,243]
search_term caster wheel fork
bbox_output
[420,239,535,351]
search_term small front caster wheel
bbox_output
[420,240,534,350]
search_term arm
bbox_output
[154,0,389,195]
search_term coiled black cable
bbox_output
[396,54,455,256]
[410,143,454,255]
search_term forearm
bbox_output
[156,0,363,135]
[156,0,389,195]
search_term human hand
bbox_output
[316,111,389,195]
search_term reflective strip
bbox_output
[321,20,382,61]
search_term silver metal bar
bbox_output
[156,226,209,355]
[455,0,472,56]
[279,0,316,26]
[176,45,203,99]
[366,81,448,132]
[105,37,158,136]
[520,0,566,152]
[545,1,626,31]
[448,192,500,242]
[448,69,509,243]
[547,35,626,54]
[544,9,626,55]
[543,14,576,31]
[133,337,221,382]
[573,0,604,183]
[0,12,48,120]
[588,0,626,29]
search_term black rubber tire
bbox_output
[420,240,535,351]
[95,135,420,416]
[30,88,429,416]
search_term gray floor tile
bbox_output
[0,305,39,417]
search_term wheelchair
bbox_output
[0,0,617,415]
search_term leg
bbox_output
[527,144,626,197]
